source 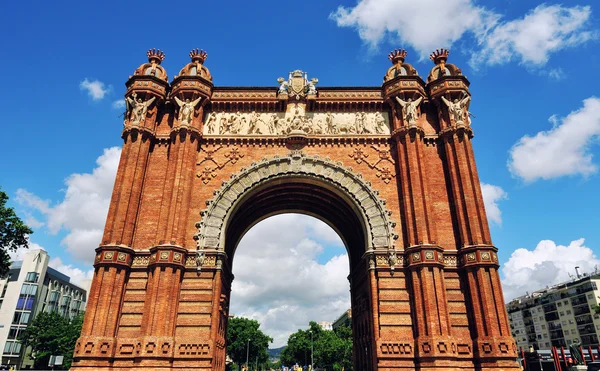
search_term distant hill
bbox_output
[268,346,285,359]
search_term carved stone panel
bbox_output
[203,110,390,136]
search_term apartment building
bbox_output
[507,273,600,350]
[0,250,87,369]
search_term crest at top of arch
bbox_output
[194,151,398,254]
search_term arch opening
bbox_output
[225,176,366,270]
[229,213,351,353]
[194,153,398,371]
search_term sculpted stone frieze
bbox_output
[203,110,390,136]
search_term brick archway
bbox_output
[71,49,520,370]
[193,152,399,370]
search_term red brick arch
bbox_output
[71,50,520,370]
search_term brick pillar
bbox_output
[392,115,454,368]
[73,51,168,368]
[72,249,134,367]
[440,126,519,369]
[432,73,519,369]
[137,56,214,367]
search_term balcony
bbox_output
[549,322,562,330]
[581,335,599,347]
[550,330,564,340]
[545,312,560,322]
[579,325,596,335]
[574,306,590,316]
[571,295,588,306]
[543,303,558,313]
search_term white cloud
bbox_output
[501,238,600,301]
[547,68,565,81]
[8,243,45,262]
[231,214,349,347]
[16,147,121,263]
[24,213,45,229]
[48,257,94,293]
[330,1,595,67]
[508,97,600,182]
[472,5,595,67]
[112,99,125,109]
[79,78,110,100]
[330,0,498,58]
[480,183,507,226]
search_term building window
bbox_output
[8,326,21,339]
[588,294,594,299]
[3,341,22,355]
[566,310,572,315]
[560,312,564,316]
[13,311,31,325]
[572,329,577,335]
[542,325,546,329]
[557,302,562,307]
[24,272,39,283]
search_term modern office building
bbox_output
[0,249,87,369]
[506,272,600,350]
[332,309,352,330]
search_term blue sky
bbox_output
[2,0,600,346]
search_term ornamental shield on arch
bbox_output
[289,70,307,98]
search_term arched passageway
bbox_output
[195,154,398,370]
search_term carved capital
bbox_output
[457,245,499,268]
[94,245,135,269]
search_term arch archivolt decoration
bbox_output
[194,151,398,257]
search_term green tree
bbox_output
[281,322,353,370]
[0,187,33,276]
[18,311,84,369]
[226,317,273,370]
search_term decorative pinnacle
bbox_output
[388,49,407,64]
[190,49,208,64]
[147,48,166,64]
[430,49,449,64]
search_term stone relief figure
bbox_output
[354,112,368,134]
[277,77,289,94]
[395,96,423,127]
[307,78,318,95]
[441,95,471,126]
[374,113,388,134]
[174,96,202,125]
[205,112,218,134]
[126,93,156,125]
[218,111,227,133]
[325,112,337,134]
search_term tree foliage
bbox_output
[280,322,353,370]
[226,317,273,370]
[0,187,33,276]
[18,311,84,369]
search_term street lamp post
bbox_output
[310,330,314,370]
[246,338,250,370]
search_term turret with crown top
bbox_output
[425,48,471,132]
[171,48,214,131]
[123,49,169,130]
[381,49,426,132]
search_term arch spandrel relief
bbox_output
[194,152,398,255]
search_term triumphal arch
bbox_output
[71,48,519,370]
